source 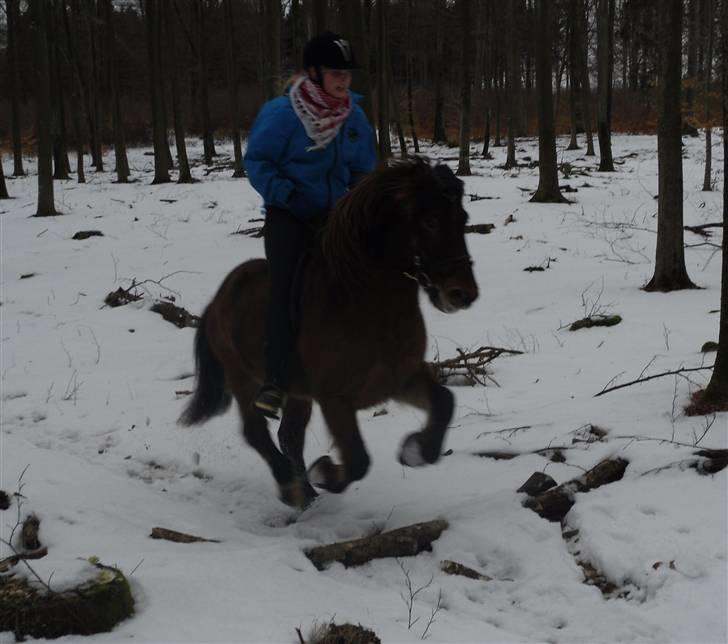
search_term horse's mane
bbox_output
[320,157,462,289]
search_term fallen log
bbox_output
[149,527,220,543]
[523,458,628,522]
[305,520,448,570]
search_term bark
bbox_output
[165,0,193,183]
[432,0,447,143]
[575,0,595,156]
[523,458,628,522]
[306,520,448,570]
[262,0,281,101]
[195,0,216,164]
[104,0,130,183]
[531,0,566,203]
[596,0,615,170]
[6,0,25,176]
[567,0,580,150]
[645,0,696,292]
[504,0,518,168]
[405,0,419,153]
[48,1,71,180]
[685,0,699,119]
[701,0,728,405]
[223,0,244,176]
[145,0,171,184]
[0,154,8,198]
[342,0,373,122]
[61,0,86,183]
[376,0,391,159]
[702,0,715,192]
[456,0,472,176]
[30,0,57,216]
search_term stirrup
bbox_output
[254,384,283,419]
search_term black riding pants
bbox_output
[262,206,322,389]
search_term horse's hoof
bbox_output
[398,433,427,467]
[280,477,318,509]
[308,455,349,493]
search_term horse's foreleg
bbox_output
[308,398,370,493]
[277,398,318,506]
[395,367,454,467]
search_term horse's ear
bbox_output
[433,164,465,202]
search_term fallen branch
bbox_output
[149,527,220,543]
[430,346,523,386]
[440,560,492,581]
[305,520,448,570]
[595,365,714,397]
[684,223,722,238]
[149,301,200,329]
[0,547,48,573]
[523,458,628,522]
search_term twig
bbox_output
[595,365,714,397]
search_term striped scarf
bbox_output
[289,75,352,151]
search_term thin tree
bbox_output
[702,0,715,191]
[405,0,419,154]
[456,0,472,176]
[0,153,9,198]
[30,0,57,216]
[567,0,580,150]
[6,0,25,176]
[48,0,71,180]
[195,0,216,164]
[262,0,281,101]
[223,0,244,177]
[376,0,391,159]
[165,0,193,183]
[531,0,566,203]
[575,0,595,156]
[504,0,518,169]
[644,0,695,292]
[698,0,728,409]
[61,0,86,183]
[341,0,373,122]
[431,0,447,144]
[596,0,615,171]
[145,0,171,184]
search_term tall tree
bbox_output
[145,0,171,184]
[405,0,419,153]
[224,0,244,177]
[262,0,281,100]
[431,0,447,144]
[699,0,728,408]
[195,0,216,164]
[531,0,566,203]
[30,0,57,216]
[6,0,25,176]
[376,0,391,159]
[103,0,130,182]
[575,0,595,156]
[342,0,373,121]
[644,0,695,292]
[61,0,86,183]
[456,0,472,176]
[596,0,615,171]
[504,0,518,169]
[0,154,8,199]
[165,0,192,183]
[702,0,715,191]
[48,0,71,180]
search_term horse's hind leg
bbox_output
[277,398,318,505]
[308,398,370,494]
[394,366,454,467]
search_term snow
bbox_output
[1,133,726,643]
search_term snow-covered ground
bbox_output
[1,133,726,643]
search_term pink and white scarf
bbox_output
[289,75,352,151]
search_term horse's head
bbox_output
[324,158,479,313]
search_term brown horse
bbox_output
[180,158,479,508]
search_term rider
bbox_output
[244,32,377,418]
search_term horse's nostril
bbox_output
[448,288,474,308]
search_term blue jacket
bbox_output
[244,92,377,218]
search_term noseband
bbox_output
[403,253,473,291]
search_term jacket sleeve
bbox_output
[348,107,377,186]
[244,101,296,208]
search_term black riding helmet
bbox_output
[303,32,358,71]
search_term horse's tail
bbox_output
[178,308,232,426]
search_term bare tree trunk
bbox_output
[702,0,715,191]
[405,0,419,153]
[262,0,281,100]
[6,0,25,176]
[645,0,695,292]
[104,0,130,182]
[575,0,595,155]
[685,0,699,128]
[61,0,86,183]
[700,0,728,405]
[0,154,8,198]
[342,0,373,121]
[165,0,192,183]
[505,0,518,168]
[145,0,171,184]
[88,0,103,172]
[386,48,407,158]
[223,0,244,177]
[456,0,472,176]
[30,0,57,216]
[311,0,327,33]
[432,0,447,144]
[49,1,70,180]
[195,0,216,164]
[596,0,615,170]
[531,0,566,203]
[567,0,580,150]
[376,0,391,159]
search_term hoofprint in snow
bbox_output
[1,134,726,643]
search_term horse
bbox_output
[180,158,479,509]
